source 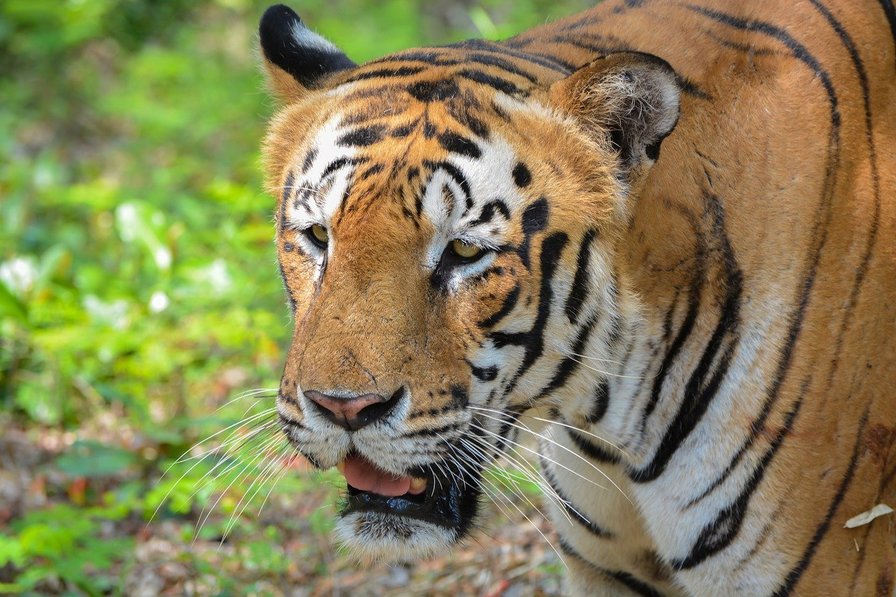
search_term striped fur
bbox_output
[259,1,896,594]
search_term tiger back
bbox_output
[258,1,896,594]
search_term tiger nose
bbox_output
[304,388,404,430]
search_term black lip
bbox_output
[341,460,481,533]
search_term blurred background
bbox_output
[0,1,591,594]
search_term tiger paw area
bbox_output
[0,1,592,595]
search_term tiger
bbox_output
[257,0,896,594]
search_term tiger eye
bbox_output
[309,224,329,245]
[451,239,482,260]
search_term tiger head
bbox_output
[259,5,679,561]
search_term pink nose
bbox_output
[304,389,401,430]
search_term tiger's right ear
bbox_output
[259,4,356,101]
[549,52,680,183]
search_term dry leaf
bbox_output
[844,503,893,529]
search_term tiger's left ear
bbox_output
[259,4,356,101]
[549,52,680,182]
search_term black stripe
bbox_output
[604,570,665,597]
[373,51,444,66]
[477,283,521,329]
[548,33,628,56]
[671,377,809,569]
[338,125,386,147]
[452,38,574,73]
[676,74,713,100]
[399,421,462,438]
[357,163,385,182]
[469,200,511,227]
[469,362,498,382]
[587,380,610,423]
[407,78,460,102]
[566,427,621,464]
[680,2,842,502]
[494,233,569,395]
[534,313,599,400]
[277,262,296,313]
[424,160,472,206]
[878,0,896,51]
[463,52,541,84]
[320,156,364,181]
[806,0,882,391]
[343,65,426,83]
[301,148,317,173]
[631,193,742,483]
[445,104,491,139]
[557,538,664,597]
[541,459,614,538]
[518,198,550,269]
[565,229,597,324]
[457,69,525,96]
[438,131,481,158]
[640,209,705,423]
[771,412,868,596]
[278,171,295,233]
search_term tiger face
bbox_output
[260,5,678,561]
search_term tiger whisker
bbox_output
[468,404,628,455]
[149,413,278,524]
[256,446,301,517]
[470,418,632,505]
[564,351,625,366]
[470,421,607,491]
[215,387,279,413]
[471,411,632,502]
[457,435,563,527]
[562,354,644,380]
[194,431,284,543]
[184,420,280,502]
[220,438,292,543]
[458,452,567,571]
[458,433,575,527]
[170,407,278,466]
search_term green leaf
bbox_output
[0,534,26,567]
[18,523,77,558]
[0,280,27,324]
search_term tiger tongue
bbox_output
[340,455,413,497]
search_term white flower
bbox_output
[148,291,170,313]
[0,256,38,296]
[115,203,139,243]
[154,247,172,270]
[83,295,129,329]
[203,259,232,294]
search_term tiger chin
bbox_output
[255,1,896,594]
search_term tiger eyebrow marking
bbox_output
[423,160,472,206]
[438,131,481,159]
[338,125,386,147]
[469,200,511,228]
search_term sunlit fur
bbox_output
[259,0,896,594]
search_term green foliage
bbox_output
[1,0,591,592]
[0,504,133,594]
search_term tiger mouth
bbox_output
[336,451,479,532]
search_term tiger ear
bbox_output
[259,4,356,101]
[549,52,680,181]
